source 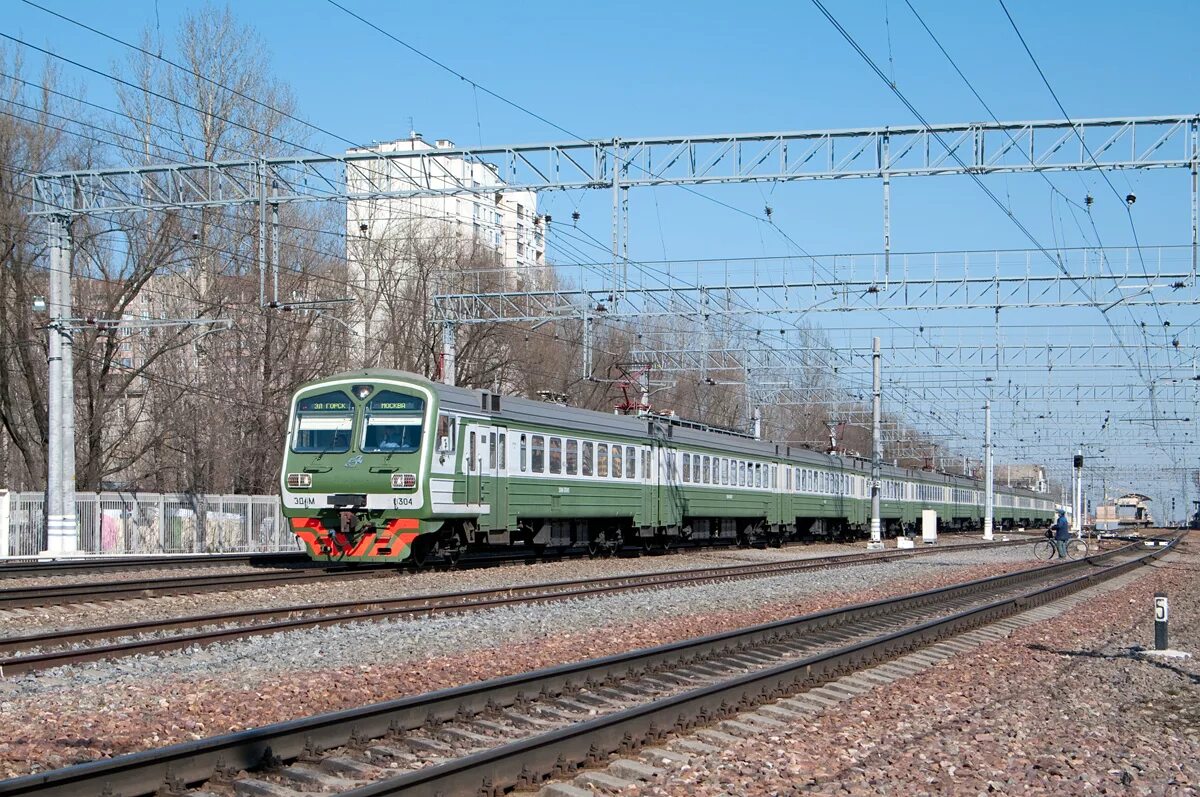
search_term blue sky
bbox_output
[6,0,1195,257]
[6,0,1199,515]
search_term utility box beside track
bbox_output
[922,509,938,544]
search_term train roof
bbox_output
[298,369,1046,498]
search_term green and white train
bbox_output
[280,369,1056,563]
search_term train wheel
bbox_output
[409,535,438,570]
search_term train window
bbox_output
[548,437,562,474]
[292,390,353,453]
[583,442,594,476]
[753,464,761,488]
[771,465,777,489]
[627,447,637,479]
[702,456,711,483]
[436,414,457,454]
[361,391,425,454]
[642,449,650,478]
[531,435,545,473]
[565,439,578,475]
[682,454,691,482]
[597,444,609,477]
[519,434,527,472]
[612,445,623,478]
[498,433,506,470]
[468,432,476,471]
[736,462,744,487]
[489,432,497,470]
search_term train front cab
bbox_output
[281,376,435,562]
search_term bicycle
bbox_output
[1033,534,1090,561]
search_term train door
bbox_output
[641,443,656,527]
[465,428,482,506]
[488,426,508,529]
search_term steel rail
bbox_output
[0,538,1035,675]
[0,567,396,610]
[0,552,310,579]
[0,538,1171,797]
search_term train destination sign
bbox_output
[297,391,353,413]
[367,391,425,413]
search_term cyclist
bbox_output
[1051,508,1071,559]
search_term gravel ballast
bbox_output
[0,545,1035,777]
[0,537,1012,638]
[598,541,1200,796]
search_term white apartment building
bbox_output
[345,132,546,271]
[344,132,547,362]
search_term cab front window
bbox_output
[362,390,425,453]
[292,390,354,453]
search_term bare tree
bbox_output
[0,50,92,489]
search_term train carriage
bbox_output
[280,369,1056,564]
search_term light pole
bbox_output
[868,336,884,550]
[983,400,994,541]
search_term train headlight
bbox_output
[286,473,312,489]
[391,473,416,489]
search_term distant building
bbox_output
[344,132,548,360]
[996,464,1048,493]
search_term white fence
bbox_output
[3,491,299,557]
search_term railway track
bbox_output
[0,551,309,579]
[0,567,398,610]
[0,537,1173,797]
[0,538,1036,676]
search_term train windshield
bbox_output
[361,390,425,453]
[292,390,354,453]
